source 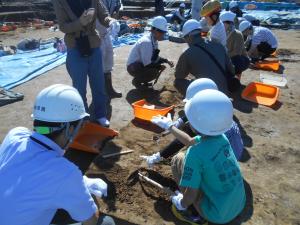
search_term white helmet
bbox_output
[239,21,252,33]
[229,1,238,9]
[150,16,168,32]
[184,89,233,136]
[184,78,218,102]
[32,84,89,123]
[220,11,236,23]
[180,3,186,8]
[182,19,202,37]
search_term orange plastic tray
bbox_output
[242,82,280,106]
[69,122,118,153]
[254,59,280,71]
[132,99,174,121]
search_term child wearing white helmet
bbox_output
[0,84,115,225]
[151,89,246,224]
[141,78,244,168]
[220,11,250,79]
[200,0,227,47]
[239,21,278,62]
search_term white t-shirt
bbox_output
[0,127,97,225]
[209,20,227,47]
[252,26,278,48]
[127,33,158,66]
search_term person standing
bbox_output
[0,84,114,225]
[52,0,114,127]
[97,0,122,98]
[191,0,203,21]
[155,0,165,16]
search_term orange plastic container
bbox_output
[254,59,280,71]
[132,99,174,121]
[69,122,118,153]
[242,82,280,106]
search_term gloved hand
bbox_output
[171,191,186,211]
[83,176,108,198]
[173,118,184,129]
[109,20,120,40]
[140,152,161,167]
[151,113,173,130]
[79,9,94,26]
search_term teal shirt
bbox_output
[179,135,246,224]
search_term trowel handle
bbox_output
[138,172,175,196]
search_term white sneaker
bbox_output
[97,117,110,127]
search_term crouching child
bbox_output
[151,89,246,224]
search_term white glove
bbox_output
[83,176,108,198]
[109,21,120,40]
[79,10,94,26]
[140,152,161,167]
[151,113,173,130]
[173,118,184,128]
[171,191,186,211]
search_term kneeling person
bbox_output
[127,16,174,89]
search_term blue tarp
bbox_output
[0,43,66,89]
[0,34,143,89]
[222,1,300,10]
[244,10,300,28]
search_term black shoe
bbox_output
[105,73,122,98]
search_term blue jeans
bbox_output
[66,47,107,119]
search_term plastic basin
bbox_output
[241,82,280,106]
[69,122,118,153]
[254,59,280,71]
[132,99,174,121]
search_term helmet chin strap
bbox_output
[62,119,84,150]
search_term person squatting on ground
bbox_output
[239,21,278,62]
[200,0,227,47]
[96,0,122,98]
[151,89,246,224]
[220,11,250,79]
[127,16,174,89]
[141,78,244,168]
[0,84,115,225]
[170,3,188,31]
[52,0,114,127]
[174,19,236,95]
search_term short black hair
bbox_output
[151,27,166,33]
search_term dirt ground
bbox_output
[0,28,300,225]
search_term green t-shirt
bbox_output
[179,134,246,224]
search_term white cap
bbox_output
[243,14,257,22]
[184,78,218,102]
[220,11,236,23]
[239,20,252,32]
[182,19,202,37]
[229,1,238,9]
[150,16,168,32]
[180,3,186,8]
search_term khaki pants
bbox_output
[171,151,204,216]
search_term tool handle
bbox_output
[138,173,175,196]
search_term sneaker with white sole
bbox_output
[171,205,208,225]
[97,117,110,127]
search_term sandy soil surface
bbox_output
[0,28,300,225]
